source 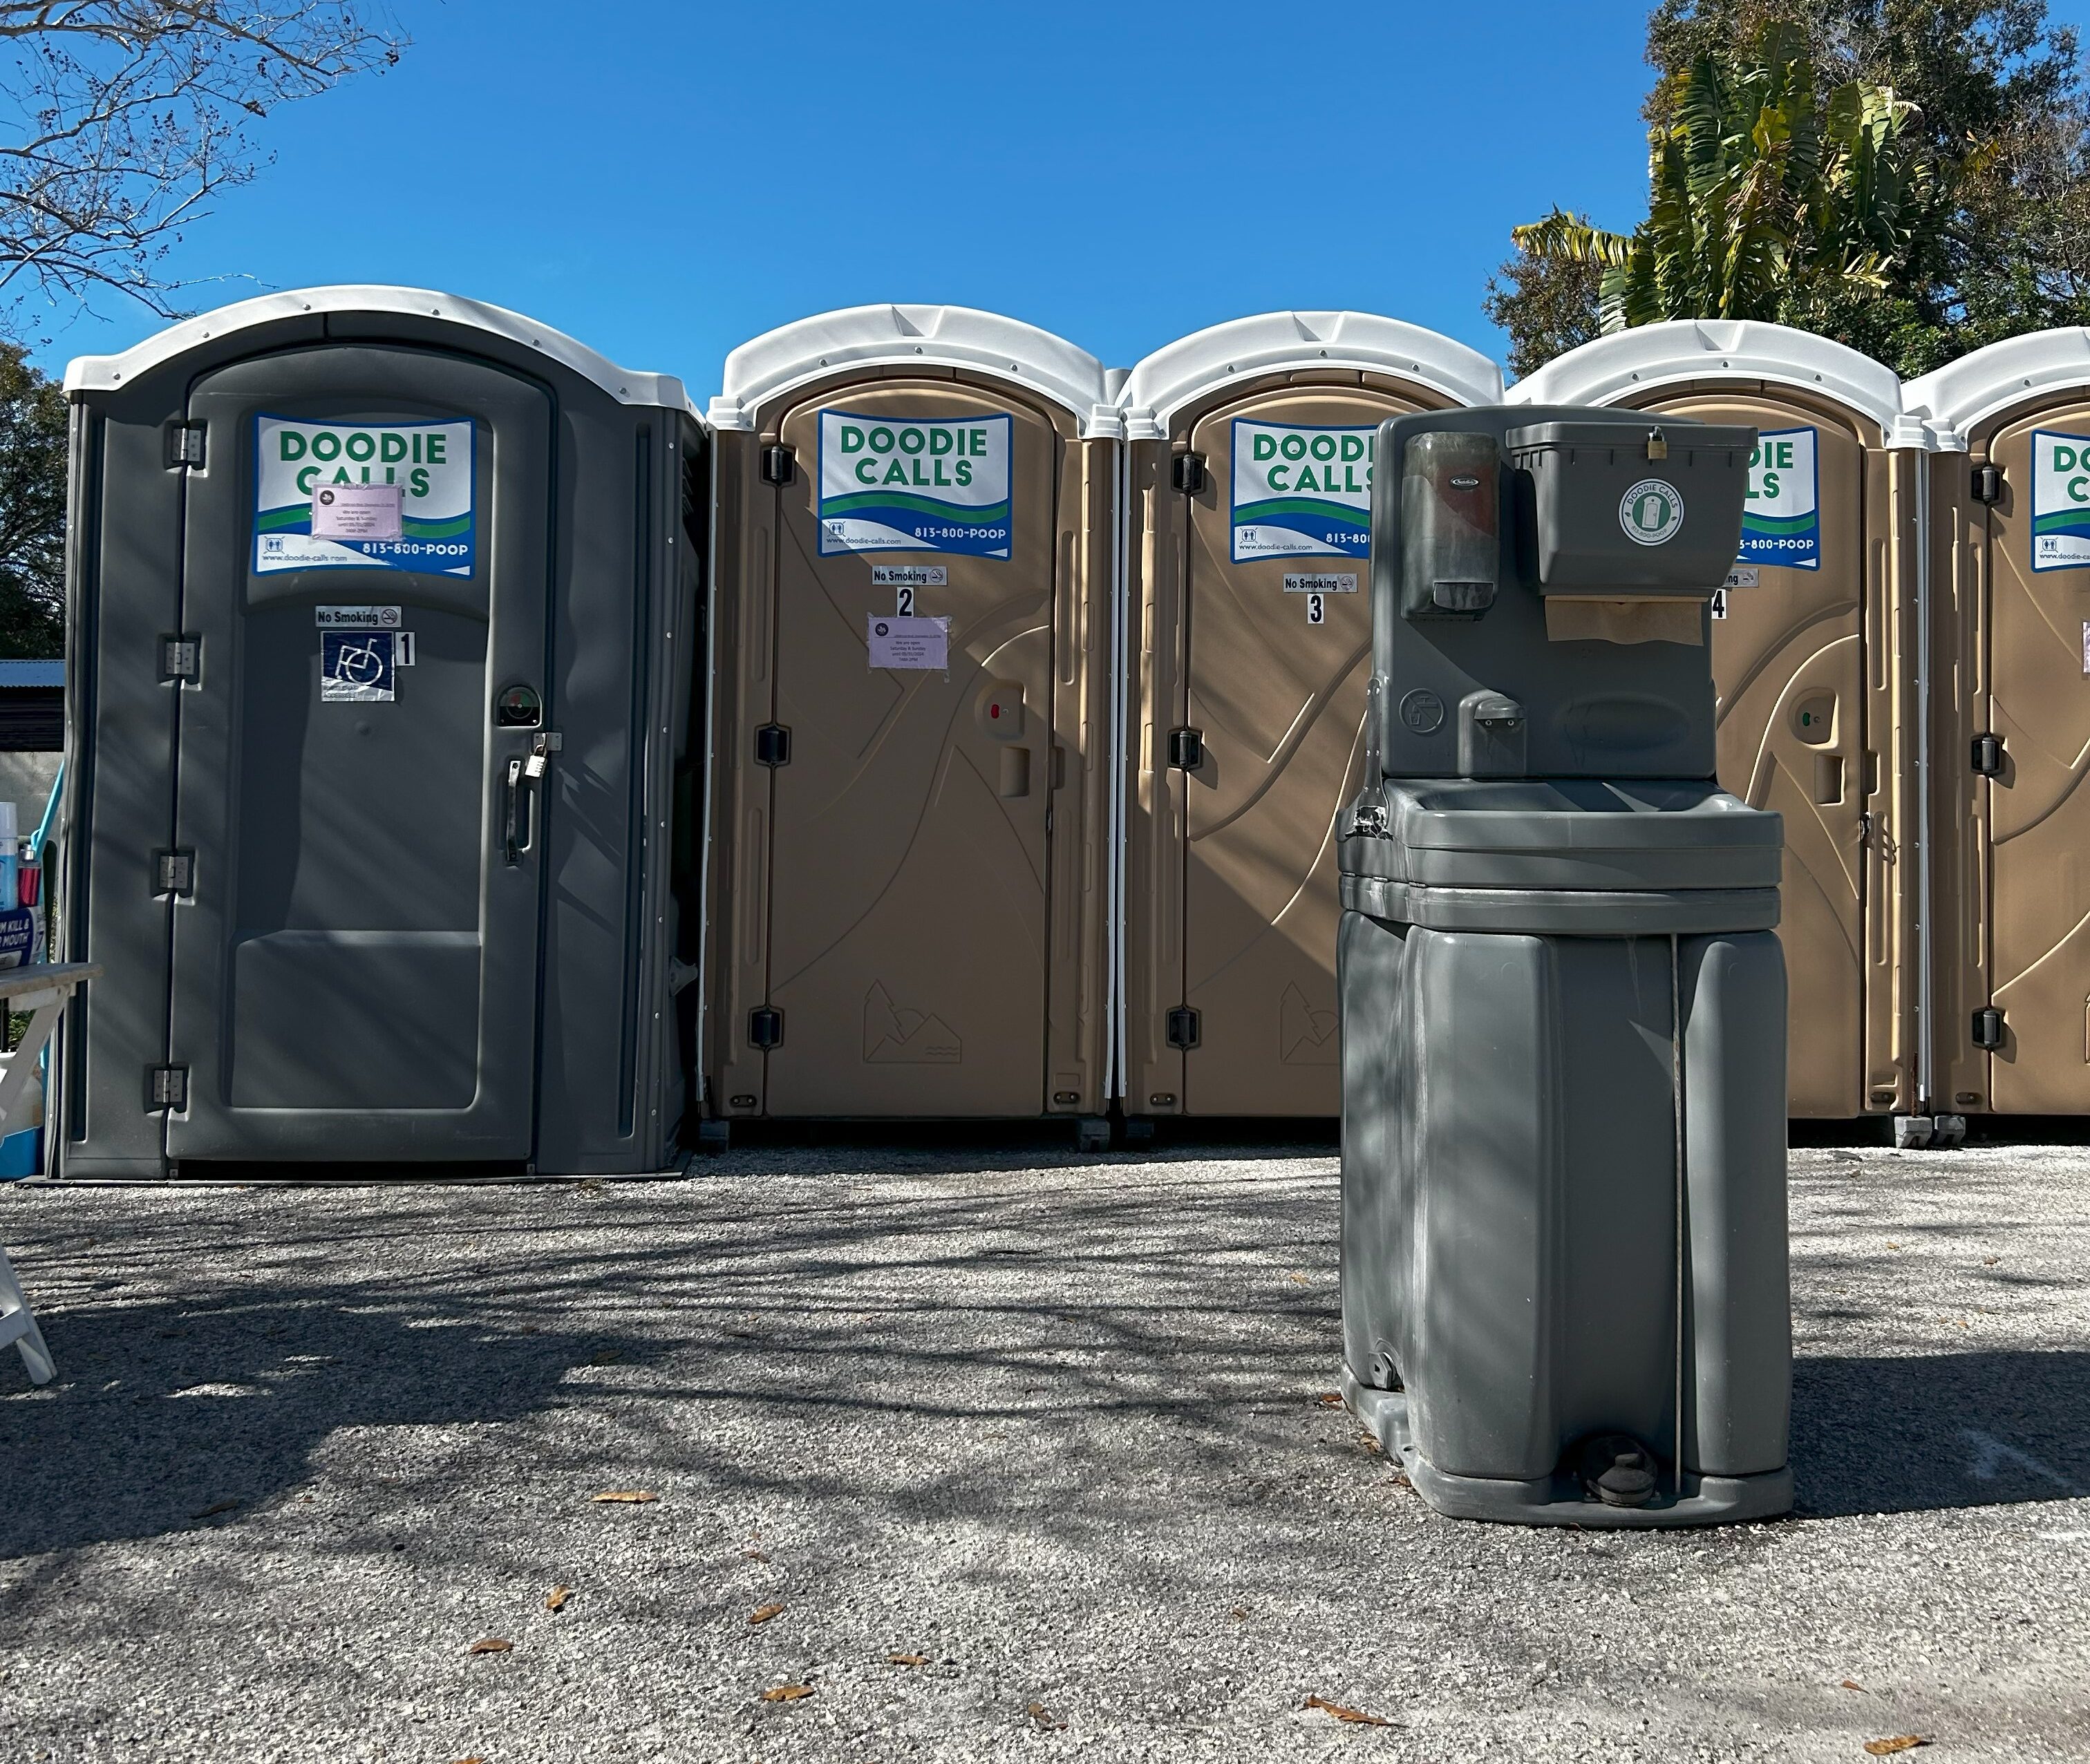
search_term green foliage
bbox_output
[1482,252,1606,382]
[0,344,65,659]
[1512,23,1935,336]
[1491,0,2090,377]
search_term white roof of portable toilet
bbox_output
[1509,319,1924,445]
[1902,328,2090,444]
[64,285,697,416]
[1115,310,1503,440]
[709,303,1117,439]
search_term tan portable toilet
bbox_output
[1905,332,2090,1126]
[700,306,1118,1142]
[1116,312,1500,1123]
[1514,321,1929,1126]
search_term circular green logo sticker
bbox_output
[1619,478,1684,546]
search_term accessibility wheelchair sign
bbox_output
[321,629,396,703]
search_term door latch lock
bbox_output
[760,444,796,486]
[755,723,791,766]
[1972,1006,2004,1050]
[1167,727,1203,770]
[1972,732,2005,777]
[524,731,559,780]
[1165,1006,1201,1050]
[1171,452,1207,496]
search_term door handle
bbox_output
[505,734,561,865]
[504,757,525,865]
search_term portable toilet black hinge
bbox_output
[1972,1007,2004,1050]
[749,1007,784,1050]
[1166,1007,1201,1050]
[1971,462,2002,504]
[1171,451,1207,496]
[164,423,206,469]
[760,444,796,486]
[160,634,201,682]
[152,849,195,898]
[147,1065,189,1111]
[1167,726,1204,770]
[1971,732,2005,777]
[755,723,791,766]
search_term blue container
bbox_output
[0,1126,37,1178]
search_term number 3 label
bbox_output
[1306,591,1325,625]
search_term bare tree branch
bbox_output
[0,2,404,329]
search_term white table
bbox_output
[0,962,99,1385]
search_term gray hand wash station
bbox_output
[1338,406,1794,1526]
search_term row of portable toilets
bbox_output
[46,288,2090,1175]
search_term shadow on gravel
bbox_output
[1794,1349,2090,1517]
[0,1295,628,1561]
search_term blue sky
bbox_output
[27,1,2090,394]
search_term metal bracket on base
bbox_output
[1074,1117,1111,1154]
[1339,1363,1793,1528]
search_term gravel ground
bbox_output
[1,1139,2087,1763]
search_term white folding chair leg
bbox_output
[0,1247,53,1385]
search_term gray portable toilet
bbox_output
[59,287,703,1177]
[1339,406,1794,1526]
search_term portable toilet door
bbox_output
[1512,321,1923,1123]
[702,306,1115,1126]
[61,289,702,1176]
[1906,331,2090,1119]
[1117,313,1502,1122]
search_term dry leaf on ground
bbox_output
[1864,1741,1928,1757]
[1026,1702,1066,1730]
[592,1490,657,1504]
[545,1586,571,1612]
[762,1684,814,1703]
[191,1499,239,1519]
[453,1756,484,1763]
[887,1653,931,1667]
[749,1603,784,1625]
[1840,1679,1864,1691]
[467,1638,512,1656]
[744,1548,771,1563]
[1289,1272,1310,1285]
[1305,1695,1392,1727]
[1317,1392,1344,1407]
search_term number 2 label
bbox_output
[896,586,916,616]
